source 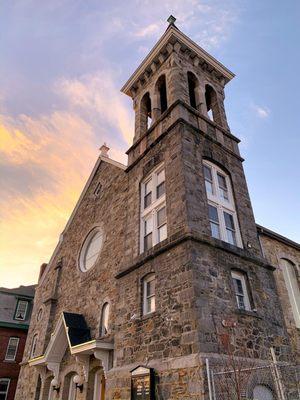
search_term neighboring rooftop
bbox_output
[0,284,36,298]
[257,224,300,251]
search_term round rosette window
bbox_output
[79,228,104,272]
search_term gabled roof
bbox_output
[39,154,126,286]
[121,22,235,96]
[29,312,91,365]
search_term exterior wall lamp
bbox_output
[73,374,84,393]
[50,378,60,393]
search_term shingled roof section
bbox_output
[0,285,36,297]
[63,312,91,347]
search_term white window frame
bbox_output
[140,164,167,253]
[143,274,156,315]
[68,376,76,400]
[281,259,300,328]
[0,379,10,400]
[100,303,110,336]
[5,337,19,361]
[231,270,251,311]
[31,334,38,358]
[79,227,104,272]
[14,299,28,321]
[203,160,243,248]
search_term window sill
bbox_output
[234,309,262,319]
[136,311,158,322]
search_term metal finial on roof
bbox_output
[167,15,176,25]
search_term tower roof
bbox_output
[121,17,235,97]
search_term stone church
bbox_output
[15,17,299,400]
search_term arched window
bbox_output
[205,84,221,124]
[100,302,110,336]
[187,72,198,109]
[140,164,167,252]
[140,92,152,132]
[231,270,251,311]
[34,375,42,400]
[61,372,77,400]
[142,273,156,315]
[253,385,274,400]
[203,160,242,247]
[31,334,38,358]
[156,75,168,114]
[68,375,76,400]
[281,259,300,328]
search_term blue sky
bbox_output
[0,0,299,287]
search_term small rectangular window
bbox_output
[5,337,19,361]
[231,271,251,311]
[144,180,152,209]
[144,216,153,251]
[143,275,156,315]
[157,206,167,243]
[204,165,213,195]
[15,300,28,321]
[94,183,102,197]
[156,169,165,199]
[208,205,220,239]
[217,173,229,201]
[224,212,237,245]
[0,379,10,400]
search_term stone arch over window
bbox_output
[155,74,168,116]
[100,302,110,336]
[280,258,300,328]
[187,71,199,109]
[142,272,156,315]
[61,371,77,400]
[205,84,222,125]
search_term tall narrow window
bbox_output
[143,274,156,315]
[5,337,19,361]
[31,334,38,358]
[231,270,251,311]
[281,259,300,328]
[203,161,242,248]
[140,165,167,253]
[100,302,110,336]
[156,75,168,114]
[140,92,152,132]
[187,72,198,109]
[205,84,222,125]
[14,300,28,321]
[68,376,76,400]
[0,379,10,400]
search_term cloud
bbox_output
[134,23,162,38]
[0,70,132,287]
[252,104,270,119]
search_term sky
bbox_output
[0,0,299,288]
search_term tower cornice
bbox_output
[121,25,235,97]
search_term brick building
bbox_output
[15,17,299,400]
[0,285,35,400]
